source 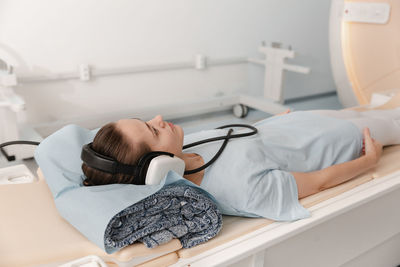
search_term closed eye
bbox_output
[152,126,159,136]
[132,118,159,137]
[145,122,159,137]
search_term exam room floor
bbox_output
[0,92,342,174]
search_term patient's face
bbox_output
[116,115,184,156]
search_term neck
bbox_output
[178,153,205,186]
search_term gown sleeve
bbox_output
[243,169,310,221]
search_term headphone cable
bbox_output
[184,129,233,175]
[183,124,257,175]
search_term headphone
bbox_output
[81,124,257,185]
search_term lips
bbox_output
[168,122,174,130]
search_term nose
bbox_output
[154,115,163,122]
[149,115,165,127]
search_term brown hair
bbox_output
[81,122,151,186]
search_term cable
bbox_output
[183,124,257,175]
[184,129,233,175]
[0,140,40,161]
[182,124,257,150]
[0,140,40,149]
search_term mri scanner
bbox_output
[1,0,400,266]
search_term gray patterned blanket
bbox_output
[104,184,222,250]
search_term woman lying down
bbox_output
[81,104,400,221]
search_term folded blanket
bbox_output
[104,184,223,250]
[34,124,222,253]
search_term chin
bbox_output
[177,126,184,148]
[176,125,184,136]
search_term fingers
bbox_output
[375,139,383,149]
[362,139,365,154]
[363,127,374,144]
[362,128,383,164]
[363,127,371,138]
[362,128,375,155]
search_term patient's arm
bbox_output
[292,154,374,199]
[292,128,383,199]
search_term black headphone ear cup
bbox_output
[81,143,118,174]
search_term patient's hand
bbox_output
[363,127,383,165]
[275,109,291,116]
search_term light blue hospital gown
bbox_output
[183,111,363,221]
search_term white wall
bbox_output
[0,0,335,125]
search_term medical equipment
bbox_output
[0,56,42,161]
[81,124,257,185]
[2,139,400,267]
[330,0,400,108]
[2,0,400,266]
[248,43,310,104]
[22,43,308,138]
[0,163,36,185]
